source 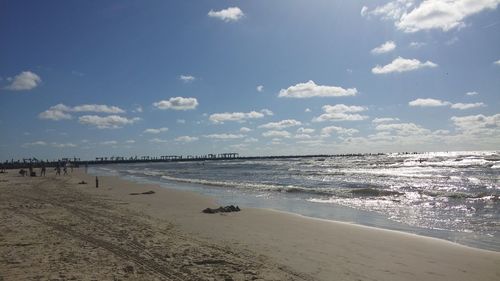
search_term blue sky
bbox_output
[1,0,499,160]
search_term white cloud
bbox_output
[150,138,168,144]
[372,57,438,74]
[23,141,47,147]
[175,136,199,142]
[143,127,168,134]
[179,75,195,83]
[38,107,73,121]
[371,41,396,54]
[364,0,500,33]
[372,117,400,123]
[133,106,143,113]
[153,97,198,110]
[409,98,486,110]
[397,0,499,32]
[297,127,315,134]
[240,127,252,133]
[208,7,244,22]
[313,104,368,122]
[78,115,140,129]
[51,142,77,148]
[409,41,426,48]
[71,104,125,114]
[278,80,357,98]
[451,114,500,131]
[125,140,136,144]
[261,109,274,116]
[305,108,311,112]
[5,71,41,91]
[209,110,267,124]
[494,59,500,65]
[257,85,264,92]
[38,103,126,121]
[262,130,291,138]
[450,102,486,110]
[321,126,359,137]
[100,140,118,145]
[465,91,479,96]
[361,6,369,16]
[294,134,312,139]
[244,137,259,143]
[376,122,431,136]
[409,98,450,107]
[259,119,302,130]
[203,133,245,140]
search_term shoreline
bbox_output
[93,166,500,252]
[1,169,499,280]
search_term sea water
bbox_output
[89,151,500,251]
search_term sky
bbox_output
[1,0,499,161]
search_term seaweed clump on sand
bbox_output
[202,205,241,214]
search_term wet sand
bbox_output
[1,169,499,281]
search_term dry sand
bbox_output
[1,169,499,281]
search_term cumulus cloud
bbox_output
[179,75,195,83]
[262,130,291,138]
[294,134,312,139]
[361,6,369,16]
[257,85,264,92]
[143,127,168,134]
[372,57,438,74]
[38,107,73,121]
[313,104,368,122]
[376,122,431,136]
[240,127,252,133]
[371,41,396,54]
[153,97,198,110]
[78,115,140,129]
[465,91,479,96]
[494,59,500,65]
[321,126,359,137]
[175,136,199,142]
[278,80,357,98]
[364,0,500,33]
[258,119,302,130]
[410,98,486,110]
[305,108,311,112]
[297,127,315,134]
[372,117,400,123]
[450,102,486,110]
[5,71,41,91]
[208,7,244,22]
[209,110,268,124]
[409,98,450,107]
[244,137,259,143]
[125,140,136,144]
[451,114,500,131]
[38,103,126,121]
[203,133,245,140]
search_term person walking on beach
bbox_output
[63,166,68,175]
[95,176,99,188]
[40,165,46,176]
[55,166,61,176]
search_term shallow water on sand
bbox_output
[90,151,500,251]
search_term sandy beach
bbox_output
[1,169,499,281]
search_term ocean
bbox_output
[89,150,500,251]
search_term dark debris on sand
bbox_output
[202,205,241,214]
